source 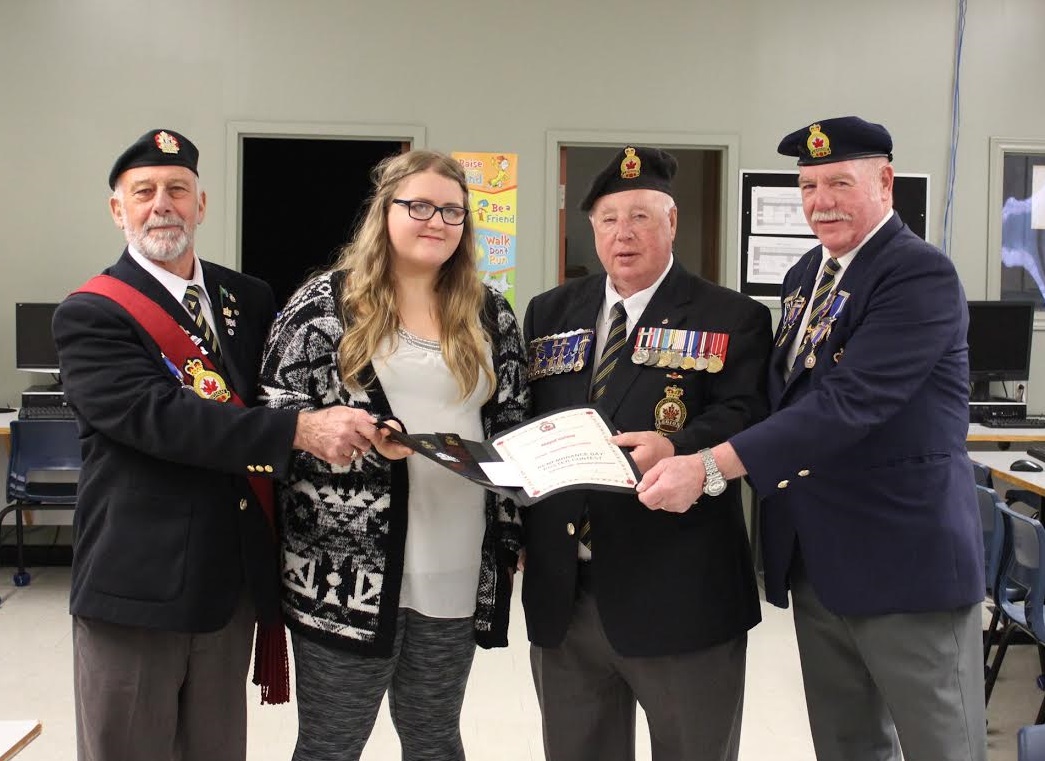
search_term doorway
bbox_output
[543,131,740,291]
[225,122,425,308]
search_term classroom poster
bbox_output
[452,151,518,307]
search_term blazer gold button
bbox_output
[798,469,810,477]
[566,522,576,536]
[239,498,248,511]
[247,465,256,473]
[263,465,274,473]
[778,480,789,489]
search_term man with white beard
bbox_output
[53,129,379,761]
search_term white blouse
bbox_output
[373,328,492,619]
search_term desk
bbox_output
[968,423,1045,443]
[0,411,14,450]
[970,450,1045,498]
[0,721,41,761]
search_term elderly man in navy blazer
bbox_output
[637,117,987,761]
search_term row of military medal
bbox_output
[631,327,730,373]
[527,327,730,380]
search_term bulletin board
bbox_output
[738,170,929,300]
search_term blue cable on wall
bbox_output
[942,0,968,257]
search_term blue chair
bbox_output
[984,502,1045,723]
[1019,723,1045,760]
[972,459,993,488]
[979,485,1010,663]
[0,419,80,592]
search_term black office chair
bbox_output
[0,419,80,594]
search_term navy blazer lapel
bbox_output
[597,263,694,418]
[775,249,823,399]
[110,251,198,336]
[562,278,606,403]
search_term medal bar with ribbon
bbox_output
[694,331,709,371]
[632,327,652,365]
[776,288,807,347]
[802,291,849,369]
[706,332,729,373]
[680,330,698,370]
[527,329,593,380]
[655,328,674,368]
[645,328,663,366]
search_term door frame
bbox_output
[224,121,426,269]
[543,129,739,291]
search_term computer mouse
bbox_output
[1010,459,1044,473]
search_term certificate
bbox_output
[376,405,640,505]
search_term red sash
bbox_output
[74,274,289,704]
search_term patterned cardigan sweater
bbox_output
[260,271,530,655]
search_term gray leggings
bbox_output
[291,609,476,761]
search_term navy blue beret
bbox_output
[777,116,893,166]
[108,129,200,189]
[580,146,678,211]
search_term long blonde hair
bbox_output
[334,150,495,401]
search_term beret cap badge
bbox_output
[154,130,181,155]
[620,147,642,179]
[806,124,831,160]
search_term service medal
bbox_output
[632,348,650,364]
[707,355,724,373]
[804,353,817,369]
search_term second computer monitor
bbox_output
[15,302,61,375]
[966,300,1035,401]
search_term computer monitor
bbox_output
[966,300,1035,401]
[15,302,61,374]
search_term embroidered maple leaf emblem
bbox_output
[625,159,637,170]
[664,406,679,422]
[201,377,218,395]
[813,138,824,148]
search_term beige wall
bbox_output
[1,0,1044,405]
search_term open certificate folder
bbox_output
[376,405,641,505]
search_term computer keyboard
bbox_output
[18,405,76,420]
[981,416,1045,429]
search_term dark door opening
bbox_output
[240,137,404,309]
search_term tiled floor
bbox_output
[0,566,1037,760]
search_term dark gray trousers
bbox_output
[791,561,987,761]
[531,583,746,761]
[72,596,256,761]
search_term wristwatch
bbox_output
[699,448,727,496]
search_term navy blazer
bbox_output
[522,261,772,656]
[53,250,298,632]
[731,214,984,616]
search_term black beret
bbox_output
[777,116,893,166]
[108,129,200,189]
[579,146,678,211]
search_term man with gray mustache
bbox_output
[636,116,986,761]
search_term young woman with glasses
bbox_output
[260,150,529,760]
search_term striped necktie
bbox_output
[792,257,841,370]
[182,284,221,357]
[581,301,628,552]
[590,302,628,403]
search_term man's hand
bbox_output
[610,430,675,474]
[293,406,376,467]
[365,418,414,461]
[635,453,707,512]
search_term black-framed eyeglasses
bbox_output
[392,199,469,226]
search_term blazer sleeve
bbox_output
[732,245,967,493]
[54,293,298,479]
